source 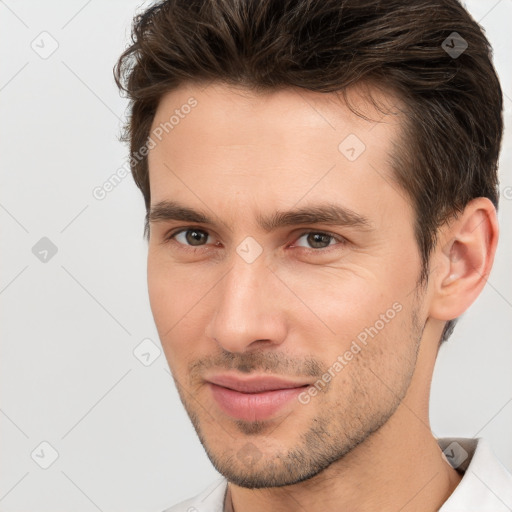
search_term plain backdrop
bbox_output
[0,1,511,511]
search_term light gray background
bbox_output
[0,1,511,511]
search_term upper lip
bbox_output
[206,373,311,393]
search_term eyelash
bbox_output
[162,227,346,254]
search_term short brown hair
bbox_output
[114,0,503,343]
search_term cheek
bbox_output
[147,251,201,326]
[279,265,416,385]
[322,300,420,417]
[278,265,399,336]
[147,253,215,368]
[147,256,173,329]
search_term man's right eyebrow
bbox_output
[148,201,213,225]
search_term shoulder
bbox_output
[161,477,228,512]
[438,437,512,512]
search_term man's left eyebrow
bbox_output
[147,200,372,231]
[256,203,372,232]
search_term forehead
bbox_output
[147,81,408,228]
[150,80,402,148]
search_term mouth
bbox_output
[205,373,311,422]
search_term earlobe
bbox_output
[429,197,499,321]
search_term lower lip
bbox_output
[208,383,307,422]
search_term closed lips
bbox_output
[206,374,311,393]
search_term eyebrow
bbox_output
[258,204,372,231]
[148,200,372,233]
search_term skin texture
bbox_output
[146,81,498,512]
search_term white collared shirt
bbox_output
[162,437,512,512]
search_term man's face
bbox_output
[147,82,427,488]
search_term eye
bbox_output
[293,231,344,250]
[170,228,211,246]
[162,227,345,254]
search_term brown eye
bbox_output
[173,228,210,246]
[295,232,339,249]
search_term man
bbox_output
[114,0,512,510]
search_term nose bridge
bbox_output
[207,248,287,352]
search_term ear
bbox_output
[428,197,499,321]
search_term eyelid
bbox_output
[292,230,345,248]
[163,226,210,242]
[162,226,347,251]
[161,226,214,250]
[163,226,345,240]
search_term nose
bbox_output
[205,253,288,353]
